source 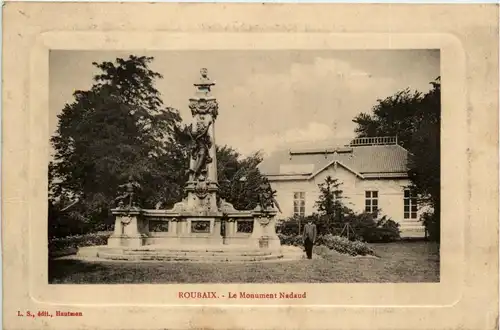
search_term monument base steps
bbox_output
[77,244,288,263]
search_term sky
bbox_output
[49,49,439,156]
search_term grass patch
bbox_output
[49,241,439,284]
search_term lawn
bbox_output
[48,241,439,284]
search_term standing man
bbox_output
[302,219,317,260]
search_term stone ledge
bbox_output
[400,225,426,238]
[75,245,292,263]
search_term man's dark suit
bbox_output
[302,222,317,259]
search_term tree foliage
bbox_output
[315,175,346,224]
[353,88,424,149]
[352,77,441,240]
[216,145,267,210]
[312,176,355,236]
[407,79,440,207]
[50,56,182,232]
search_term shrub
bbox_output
[278,233,374,256]
[48,212,113,238]
[346,212,401,243]
[277,213,350,237]
[308,213,341,236]
[277,234,303,247]
[278,212,400,243]
[373,217,401,242]
[48,201,115,239]
[48,232,111,253]
[317,234,375,256]
[276,215,306,236]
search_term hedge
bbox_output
[49,232,111,253]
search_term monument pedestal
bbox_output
[248,210,281,251]
[144,216,224,246]
[108,235,147,248]
[177,217,223,246]
[108,209,148,248]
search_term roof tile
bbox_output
[258,144,409,177]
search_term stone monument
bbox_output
[81,69,287,262]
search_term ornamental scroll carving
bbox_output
[257,216,271,226]
[194,174,209,199]
[189,99,219,119]
[120,216,133,225]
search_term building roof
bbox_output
[258,141,410,180]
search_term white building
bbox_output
[258,137,426,238]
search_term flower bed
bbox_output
[278,233,375,256]
[317,234,374,256]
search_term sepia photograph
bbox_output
[3,3,498,330]
[48,49,441,284]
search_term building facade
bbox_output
[258,137,426,238]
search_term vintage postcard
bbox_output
[2,2,498,330]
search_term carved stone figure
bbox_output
[187,116,213,180]
[219,198,238,213]
[154,201,164,210]
[115,176,141,209]
[258,179,282,213]
[171,201,188,213]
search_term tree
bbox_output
[216,145,266,210]
[408,79,440,241]
[352,77,441,240]
[315,176,348,228]
[147,124,191,209]
[353,88,424,149]
[316,176,343,215]
[50,56,182,231]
